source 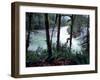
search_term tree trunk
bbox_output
[87,15,89,53]
[26,13,32,53]
[50,25,55,45]
[50,14,58,45]
[69,15,74,51]
[38,14,41,27]
[57,14,61,51]
[44,13,52,60]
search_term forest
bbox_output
[26,12,89,67]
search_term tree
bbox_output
[66,15,89,52]
[56,14,61,51]
[26,13,32,53]
[50,14,57,45]
[69,15,74,50]
[44,13,52,61]
[81,15,89,53]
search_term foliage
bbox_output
[26,13,70,31]
[26,44,89,67]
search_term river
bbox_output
[28,26,82,52]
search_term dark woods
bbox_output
[26,12,90,67]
